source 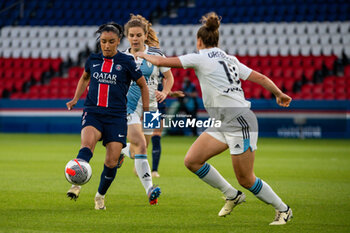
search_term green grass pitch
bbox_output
[0,133,349,233]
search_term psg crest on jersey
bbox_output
[115,64,122,71]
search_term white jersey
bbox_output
[179,48,252,113]
[124,45,170,114]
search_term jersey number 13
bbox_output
[218,61,240,85]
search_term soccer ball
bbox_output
[65,159,92,185]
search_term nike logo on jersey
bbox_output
[118,134,124,137]
[93,64,101,67]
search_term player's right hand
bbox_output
[276,93,292,107]
[66,99,77,110]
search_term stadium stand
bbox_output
[0,0,349,100]
[161,0,350,24]
[0,0,169,27]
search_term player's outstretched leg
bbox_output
[192,163,244,216]
[232,147,292,225]
[66,147,93,200]
[218,190,246,217]
[134,154,152,189]
[185,133,242,216]
[248,177,292,225]
[121,142,138,176]
[116,154,125,168]
[134,154,162,204]
[151,171,160,178]
[151,135,161,178]
[94,193,106,210]
[270,206,293,225]
[76,147,93,162]
[94,164,118,210]
[147,185,161,205]
[121,143,131,158]
[67,185,81,200]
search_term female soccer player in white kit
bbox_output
[122,14,175,204]
[137,12,293,225]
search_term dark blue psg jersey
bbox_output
[84,51,142,116]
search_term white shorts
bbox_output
[206,110,258,155]
[127,112,154,135]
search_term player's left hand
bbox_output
[156,90,167,103]
[169,91,185,98]
[276,93,292,107]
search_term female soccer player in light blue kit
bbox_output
[122,14,175,205]
[137,12,293,225]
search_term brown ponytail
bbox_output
[197,12,221,47]
[124,14,160,48]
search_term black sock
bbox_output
[76,147,93,163]
[151,135,161,171]
[97,164,117,195]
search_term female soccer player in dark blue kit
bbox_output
[65,22,152,210]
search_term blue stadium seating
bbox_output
[159,0,350,24]
[1,0,349,27]
[0,0,170,27]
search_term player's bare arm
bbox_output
[136,52,183,68]
[66,71,91,110]
[247,70,292,107]
[169,91,185,98]
[136,76,150,112]
[156,70,174,103]
[137,53,185,99]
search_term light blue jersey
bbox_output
[124,45,170,115]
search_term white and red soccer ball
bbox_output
[65,159,92,185]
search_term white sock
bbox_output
[122,143,131,158]
[95,192,105,198]
[134,154,153,193]
[250,177,288,212]
[195,163,238,199]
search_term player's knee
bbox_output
[105,158,118,168]
[138,144,147,154]
[152,131,162,137]
[132,141,147,154]
[237,176,255,189]
[184,156,195,171]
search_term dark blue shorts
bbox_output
[158,101,166,118]
[81,110,127,147]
